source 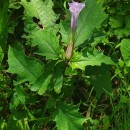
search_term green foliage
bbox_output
[0,0,9,53]
[0,0,130,129]
[32,30,62,60]
[0,47,4,67]
[54,103,86,130]
[75,0,106,47]
[71,49,114,70]
[31,62,53,95]
[86,65,113,97]
[7,43,44,84]
[120,39,130,66]
[31,0,57,28]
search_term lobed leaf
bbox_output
[31,0,57,28]
[70,49,115,70]
[32,30,61,60]
[54,103,86,130]
[21,0,57,29]
[7,43,44,84]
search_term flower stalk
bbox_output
[65,1,85,60]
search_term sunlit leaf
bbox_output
[31,0,57,28]
[71,49,115,70]
[21,0,57,29]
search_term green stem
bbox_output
[65,31,75,60]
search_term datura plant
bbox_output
[1,0,129,130]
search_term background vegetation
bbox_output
[0,0,130,129]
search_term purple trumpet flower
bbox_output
[65,1,85,60]
[69,1,85,33]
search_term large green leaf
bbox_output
[31,62,64,95]
[31,72,53,95]
[21,0,39,33]
[21,0,57,28]
[86,65,113,97]
[31,0,57,28]
[21,0,38,19]
[31,62,54,95]
[7,43,44,84]
[70,49,115,70]
[75,0,106,47]
[21,0,58,46]
[120,39,130,66]
[32,30,61,60]
[54,103,86,130]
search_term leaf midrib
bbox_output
[12,49,38,80]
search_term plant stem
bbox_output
[65,30,75,60]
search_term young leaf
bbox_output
[32,30,61,60]
[70,49,115,70]
[54,103,86,130]
[7,43,44,84]
[75,0,106,47]
[120,39,130,66]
